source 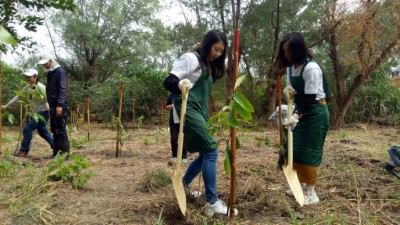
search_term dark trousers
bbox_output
[49,107,69,142]
[20,111,54,152]
[49,106,70,157]
[170,120,187,158]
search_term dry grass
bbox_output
[0,123,399,224]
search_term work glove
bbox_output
[283,86,297,96]
[178,78,193,91]
[284,113,300,129]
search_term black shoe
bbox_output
[384,162,400,179]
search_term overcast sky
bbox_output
[2,0,356,67]
[2,0,191,67]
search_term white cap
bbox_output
[22,69,39,77]
[37,58,50,64]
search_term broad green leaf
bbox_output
[234,75,247,90]
[232,101,252,121]
[0,25,17,46]
[233,92,254,112]
[228,111,240,128]
[7,113,15,124]
[224,146,231,176]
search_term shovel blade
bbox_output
[283,166,304,206]
[172,172,187,215]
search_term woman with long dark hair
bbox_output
[163,29,238,217]
[275,32,330,205]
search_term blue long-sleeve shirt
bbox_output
[46,66,69,108]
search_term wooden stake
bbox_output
[116,82,124,158]
[132,97,136,130]
[161,99,165,127]
[229,29,240,222]
[76,103,79,131]
[0,58,3,161]
[87,96,90,141]
[19,100,23,138]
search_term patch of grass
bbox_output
[154,128,169,143]
[1,133,20,143]
[334,130,348,139]
[70,136,89,148]
[139,168,170,192]
[143,136,156,145]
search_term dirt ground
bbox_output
[0,122,399,225]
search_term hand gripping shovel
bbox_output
[172,82,190,216]
[283,88,304,206]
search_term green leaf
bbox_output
[232,101,252,121]
[7,113,15,125]
[0,25,17,46]
[233,92,254,113]
[224,146,231,176]
[236,136,241,149]
[234,75,247,90]
[228,111,240,128]
[33,113,39,123]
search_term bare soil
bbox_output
[0,123,399,225]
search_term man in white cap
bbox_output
[37,58,70,159]
[2,69,54,157]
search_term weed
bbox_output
[139,168,170,192]
[136,115,144,131]
[156,207,164,225]
[70,136,89,148]
[154,127,168,143]
[47,153,95,188]
[143,136,156,145]
[0,159,18,179]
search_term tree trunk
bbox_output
[266,0,281,121]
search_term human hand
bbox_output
[284,113,300,129]
[166,104,173,110]
[178,79,193,91]
[56,107,63,117]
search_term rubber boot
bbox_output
[59,140,70,160]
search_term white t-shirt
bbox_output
[170,52,202,84]
[286,61,326,100]
[170,52,203,123]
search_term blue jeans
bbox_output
[20,111,54,153]
[183,149,219,204]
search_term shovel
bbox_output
[283,88,304,206]
[172,82,190,216]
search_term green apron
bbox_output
[174,53,216,153]
[286,60,330,166]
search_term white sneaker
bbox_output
[303,189,320,205]
[286,185,307,197]
[182,158,188,164]
[204,199,238,217]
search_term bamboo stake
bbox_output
[229,29,240,222]
[87,96,90,141]
[116,82,124,158]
